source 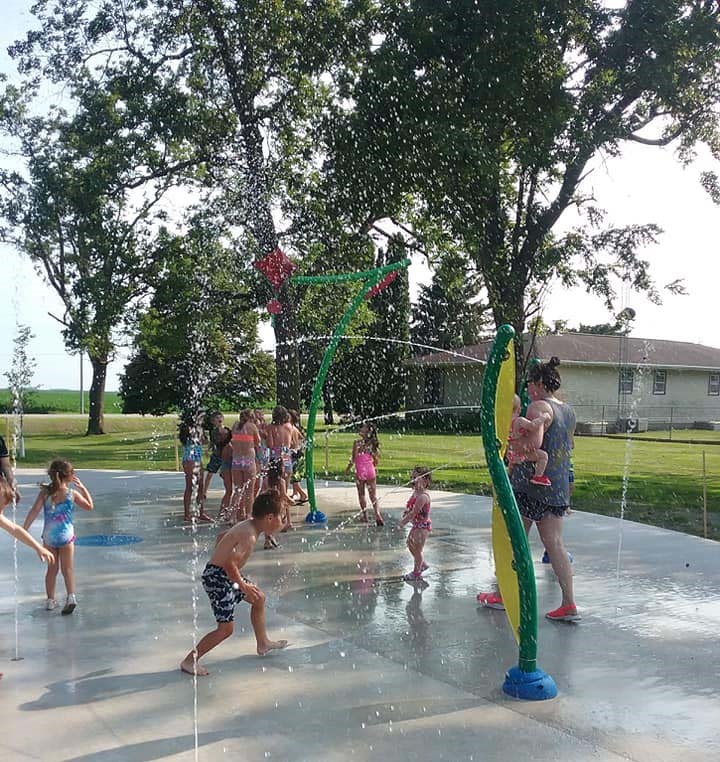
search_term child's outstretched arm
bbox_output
[71,476,94,511]
[22,492,45,531]
[0,514,53,563]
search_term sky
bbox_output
[0,1,718,391]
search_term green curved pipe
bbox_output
[480,324,538,673]
[298,259,410,516]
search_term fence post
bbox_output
[601,405,605,434]
[702,450,708,539]
[669,406,673,441]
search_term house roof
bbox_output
[410,333,720,371]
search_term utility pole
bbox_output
[80,352,84,415]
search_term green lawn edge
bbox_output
[6,415,718,541]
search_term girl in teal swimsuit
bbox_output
[179,413,212,523]
[23,460,93,615]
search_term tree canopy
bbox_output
[326,0,720,358]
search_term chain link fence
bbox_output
[573,404,720,438]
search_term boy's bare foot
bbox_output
[257,639,288,656]
[198,513,213,522]
[180,657,209,676]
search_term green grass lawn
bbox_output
[6,414,718,541]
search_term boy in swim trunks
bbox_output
[180,492,289,676]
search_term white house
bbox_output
[407,333,720,431]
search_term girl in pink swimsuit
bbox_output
[345,423,384,526]
[399,466,433,581]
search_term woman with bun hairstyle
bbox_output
[478,356,579,621]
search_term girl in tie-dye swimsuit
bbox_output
[22,459,94,615]
[230,411,261,523]
[399,466,433,581]
[265,406,294,530]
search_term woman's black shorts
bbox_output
[515,491,568,522]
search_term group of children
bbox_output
[179,406,309,536]
[181,429,435,676]
[1,397,565,679]
[0,414,434,679]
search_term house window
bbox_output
[709,373,720,396]
[424,368,444,405]
[652,370,666,395]
[618,367,634,395]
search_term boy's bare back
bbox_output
[210,519,258,574]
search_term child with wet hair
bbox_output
[507,394,553,486]
[265,405,293,503]
[263,461,296,547]
[345,422,384,526]
[180,491,289,676]
[23,460,93,614]
[399,466,433,581]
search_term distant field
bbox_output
[0,388,123,414]
[3,413,718,541]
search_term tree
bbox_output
[4,324,37,457]
[411,253,490,352]
[119,221,274,416]
[289,226,379,417]
[0,81,175,434]
[327,1,720,373]
[7,0,377,411]
[554,306,637,335]
[333,239,411,418]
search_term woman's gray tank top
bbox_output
[509,399,576,507]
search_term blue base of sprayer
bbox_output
[502,666,557,700]
[305,510,327,524]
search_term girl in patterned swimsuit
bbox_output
[265,406,294,529]
[230,411,261,523]
[23,460,93,614]
[253,410,269,497]
[399,466,432,582]
[345,422,384,526]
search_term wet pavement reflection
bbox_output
[1,469,718,761]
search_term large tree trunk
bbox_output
[241,121,301,409]
[487,275,528,391]
[87,355,108,435]
[201,7,303,410]
[274,281,301,410]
